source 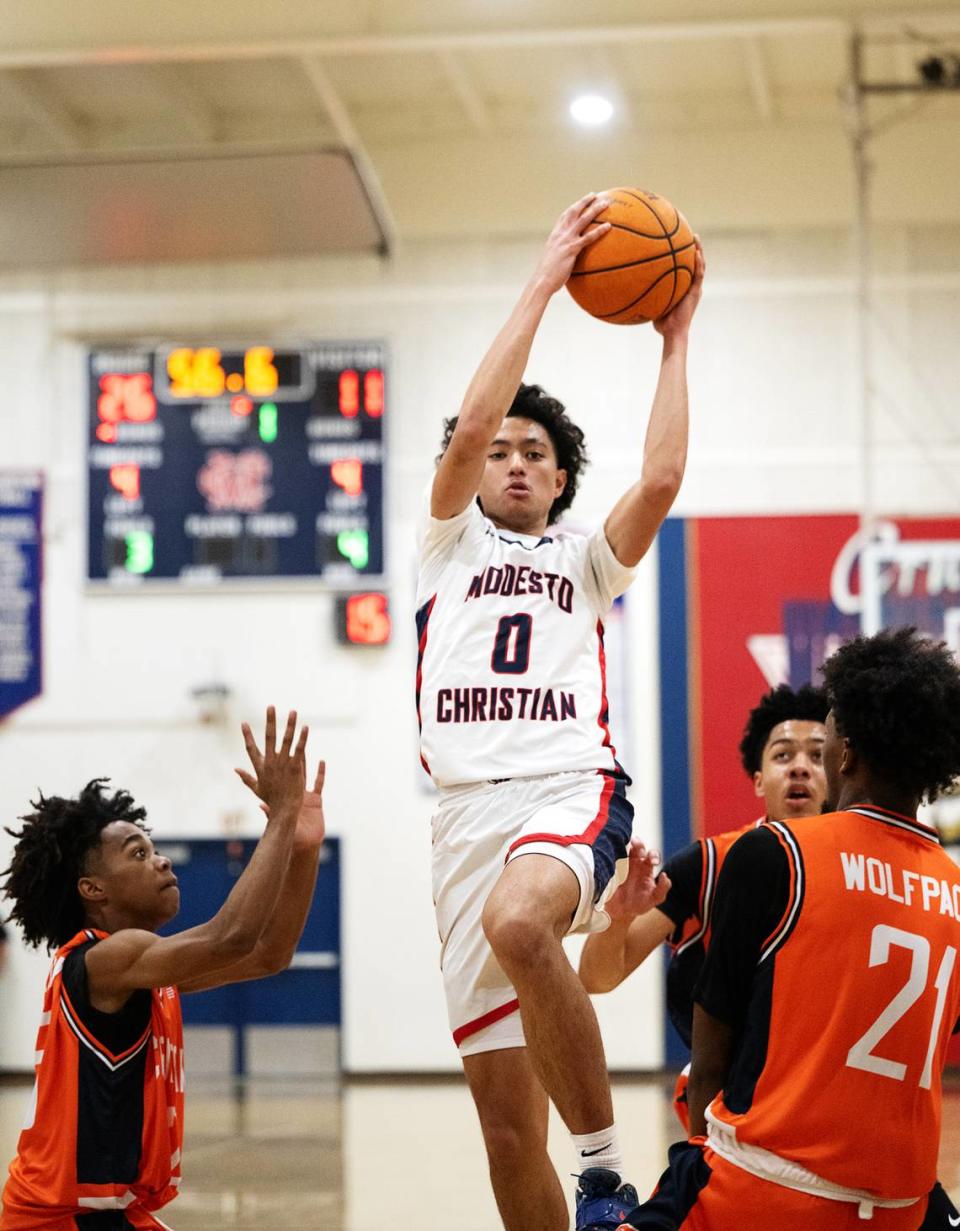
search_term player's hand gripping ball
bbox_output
[566,188,696,325]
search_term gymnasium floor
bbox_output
[2,1073,960,1229]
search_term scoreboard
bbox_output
[87,342,385,585]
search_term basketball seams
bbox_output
[599,265,684,321]
[605,259,694,323]
[601,220,675,241]
[617,189,680,240]
[600,265,674,320]
[639,194,680,314]
[634,193,689,315]
[570,240,696,280]
[567,186,694,323]
[632,191,692,314]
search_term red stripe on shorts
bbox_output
[453,997,520,1047]
[504,771,616,861]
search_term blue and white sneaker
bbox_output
[575,1167,639,1229]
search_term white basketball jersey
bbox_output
[416,494,636,787]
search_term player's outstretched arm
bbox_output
[84,708,306,1009]
[179,759,328,993]
[688,1004,735,1136]
[579,841,672,992]
[431,193,611,520]
[604,239,706,568]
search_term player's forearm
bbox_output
[687,1062,724,1138]
[688,1004,735,1137]
[579,919,632,993]
[454,277,554,444]
[603,335,690,565]
[208,808,299,953]
[640,333,689,500]
[252,845,322,970]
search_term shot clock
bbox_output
[87,342,385,584]
[334,592,391,646]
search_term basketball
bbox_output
[567,188,696,325]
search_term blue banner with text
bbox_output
[0,473,43,721]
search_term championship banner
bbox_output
[0,473,43,722]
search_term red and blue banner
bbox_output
[659,513,960,849]
[658,511,960,1063]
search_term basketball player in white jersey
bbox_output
[416,193,705,1230]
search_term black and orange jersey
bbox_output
[698,806,960,1200]
[658,820,763,1046]
[1,929,184,1230]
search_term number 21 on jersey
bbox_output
[846,924,957,1089]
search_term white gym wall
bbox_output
[1,0,959,1073]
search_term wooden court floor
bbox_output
[2,1072,960,1228]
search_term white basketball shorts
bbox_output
[431,768,633,1057]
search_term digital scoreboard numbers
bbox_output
[87,343,385,585]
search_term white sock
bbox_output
[571,1125,623,1176]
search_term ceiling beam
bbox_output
[0,17,853,71]
[4,8,960,72]
[299,54,396,255]
[300,55,363,151]
[0,69,84,150]
[140,64,219,143]
[743,38,776,122]
[436,49,490,134]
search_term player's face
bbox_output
[477,417,567,535]
[84,821,181,929]
[755,719,827,819]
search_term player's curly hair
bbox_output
[739,684,829,775]
[821,627,960,802]
[2,779,148,951]
[437,383,589,524]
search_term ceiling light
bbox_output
[569,94,614,126]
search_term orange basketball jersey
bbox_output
[709,806,960,1200]
[1,929,184,1230]
[664,820,762,1048]
[671,820,761,957]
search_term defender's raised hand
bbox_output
[607,839,671,922]
[533,193,612,296]
[293,760,326,851]
[235,707,308,820]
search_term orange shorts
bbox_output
[0,1201,171,1231]
[626,1140,937,1231]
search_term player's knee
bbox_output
[482,899,554,969]
[476,1102,541,1168]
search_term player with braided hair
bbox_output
[0,708,325,1231]
[623,629,960,1230]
